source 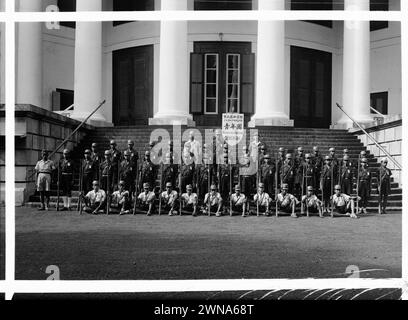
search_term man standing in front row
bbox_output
[35,149,56,211]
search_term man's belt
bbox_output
[38,171,51,174]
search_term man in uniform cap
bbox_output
[91,143,101,181]
[59,149,74,211]
[311,146,324,187]
[195,153,212,203]
[239,145,255,198]
[230,185,247,217]
[119,150,135,197]
[159,182,179,216]
[301,186,323,217]
[298,153,315,197]
[139,150,156,192]
[110,180,131,215]
[378,158,392,214]
[260,154,275,196]
[109,140,122,188]
[357,157,372,214]
[293,147,306,199]
[184,130,202,164]
[82,149,98,195]
[35,149,56,210]
[136,182,156,215]
[339,155,353,195]
[100,150,113,194]
[218,153,234,201]
[253,182,271,216]
[179,152,195,195]
[331,185,357,218]
[276,183,298,217]
[126,139,139,174]
[320,155,333,213]
[203,184,223,216]
[162,152,179,192]
[276,147,286,189]
[82,180,106,215]
[280,153,295,194]
[180,184,198,216]
[328,147,339,185]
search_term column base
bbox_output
[248,116,294,128]
[149,115,196,126]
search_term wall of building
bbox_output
[38,15,402,126]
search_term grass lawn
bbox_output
[15,207,401,280]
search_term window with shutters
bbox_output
[204,54,219,114]
[370,91,388,115]
[57,0,76,28]
[226,54,240,113]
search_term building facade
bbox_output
[13,0,402,129]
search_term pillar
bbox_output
[71,0,107,125]
[16,0,43,107]
[249,0,293,127]
[149,0,194,126]
[335,0,372,129]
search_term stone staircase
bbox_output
[26,126,402,213]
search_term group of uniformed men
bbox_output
[34,130,392,218]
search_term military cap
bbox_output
[281,183,289,189]
[186,184,193,190]
[84,149,91,154]
[258,182,265,188]
[263,154,270,159]
[234,185,240,191]
[145,151,150,156]
[297,146,303,152]
[307,186,314,191]
[119,180,125,186]
[166,182,172,188]
[381,157,388,163]
[203,143,207,149]
[143,183,150,188]
[334,185,341,190]
[127,140,134,145]
[91,142,97,147]
[361,158,368,163]
[329,147,335,152]
[313,146,319,151]
[260,144,266,150]
[343,155,350,161]
[149,141,155,147]
[104,150,111,155]
[285,153,292,159]
[278,147,285,152]
[360,150,366,156]
[92,180,99,186]
[305,153,311,159]
[343,148,349,153]
[110,140,116,145]
[324,155,331,161]
[210,184,217,190]
[63,149,70,154]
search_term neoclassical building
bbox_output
[13,0,401,129]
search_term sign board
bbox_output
[222,113,244,146]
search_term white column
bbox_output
[71,0,106,125]
[149,0,194,126]
[336,0,372,129]
[249,0,292,127]
[16,0,43,107]
[0,0,5,104]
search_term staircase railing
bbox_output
[27,100,106,181]
[369,106,385,118]
[336,103,402,170]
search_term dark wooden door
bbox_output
[113,45,153,126]
[191,42,254,127]
[290,46,332,128]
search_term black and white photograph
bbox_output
[1,0,406,304]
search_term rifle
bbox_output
[207,163,211,216]
[106,164,110,215]
[301,164,305,215]
[330,164,334,218]
[158,163,163,216]
[179,162,182,216]
[133,163,142,215]
[56,158,61,211]
[275,155,278,217]
[356,154,360,215]
[229,162,232,216]
[378,167,382,215]
[77,159,83,214]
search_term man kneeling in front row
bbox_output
[83,180,106,215]
[230,185,247,217]
[276,183,298,218]
[159,182,178,216]
[203,184,223,216]
[180,184,198,216]
[110,180,131,215]
[135,182,156,215]
[331,184,358,219]
[301,186,323,217]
